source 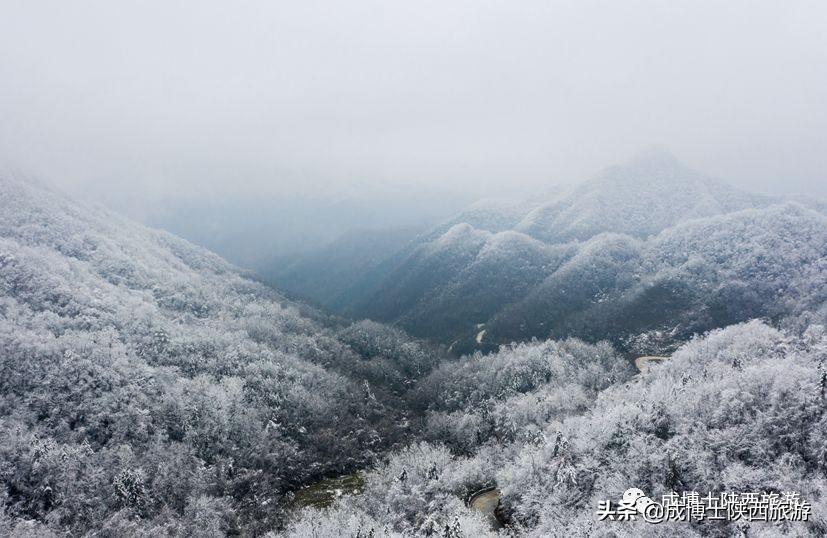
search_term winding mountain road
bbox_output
[634,355,668,373]
[469,488,502,528]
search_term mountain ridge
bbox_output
[268,152,825,354]
[0,174,445,535]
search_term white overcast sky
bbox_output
[1,0,826,201]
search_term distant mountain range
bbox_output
[267,150,827,354]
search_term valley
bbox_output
[4,2,826,535]
[1,153,826,537]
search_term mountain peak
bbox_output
[614,147,687,180]
[514,150,776,243]
[587,148,717,192]
[627,146,680,168]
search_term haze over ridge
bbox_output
[1,0,825,207]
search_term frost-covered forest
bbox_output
[0,177,443,535]
[3,0,827,534]
[272,152,827,356]
[285,322,827,538]
[1,154,827,537]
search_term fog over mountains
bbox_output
[3,1,827,535]
[0,149,826,538]
[2,154,827,536]
[270,151,826,355]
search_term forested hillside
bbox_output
[265,198,546,312]
[4,0,826,535]
[263,226,425,310]
[284,321,827,537]
[284,152,826,355]
[2,161,825,537]
[0,177,444,535]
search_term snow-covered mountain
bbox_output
[515,149,775,242]
[2,162,825,537]
[284,152,826,353]
[0,176,442,535]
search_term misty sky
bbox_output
[1,0,826,206]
